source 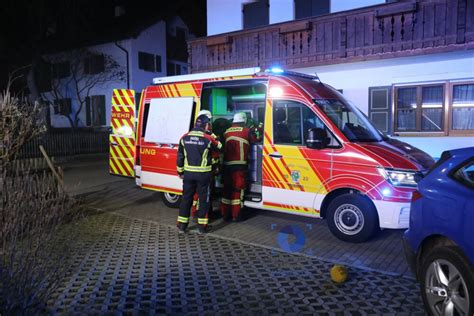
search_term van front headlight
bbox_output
[377,167,418,187]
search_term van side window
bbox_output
[273,100,339,147]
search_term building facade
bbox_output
[191,0,474,157]
[42,18,189,129]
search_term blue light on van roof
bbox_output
[270,67,284,73]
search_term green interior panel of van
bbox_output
[212,89,228,115]
[231,94,265,102]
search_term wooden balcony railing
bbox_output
[188,0,474,73]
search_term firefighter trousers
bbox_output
[191,177,214,219]
[220,169,247,220]
[178,172,211,227]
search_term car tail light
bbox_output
[411,190,422,202]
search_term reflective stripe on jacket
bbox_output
[177,128,222,174]
[223,125,255,167]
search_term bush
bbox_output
[1,88,82,314]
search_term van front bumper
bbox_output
[372,200,411,229]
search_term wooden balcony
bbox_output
[188,0,474,73]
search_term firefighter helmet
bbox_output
[197,110,212,119]
[233,112,247,124]
[195,114,210,128]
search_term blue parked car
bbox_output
[404,147,474,316]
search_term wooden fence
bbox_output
[18,130,109,159]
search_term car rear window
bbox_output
[453,159,474,189]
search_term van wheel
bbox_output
[326,193,379,243]
[162,192,182,208]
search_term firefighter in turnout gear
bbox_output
[177,114,223,234]
[220,112,261,221]
[190,110,221,219]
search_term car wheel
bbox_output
[326,193,379,243]
[162,192,182,208]
[420,246,473,316]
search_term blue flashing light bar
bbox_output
[269,67,284,73]
[264,67,320,81]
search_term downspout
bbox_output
[115,41,130,89]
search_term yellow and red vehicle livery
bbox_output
[109,89,136,177]
[110,67,434,242]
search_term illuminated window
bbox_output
[393,81,474,135]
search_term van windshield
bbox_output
[314,98,383,142]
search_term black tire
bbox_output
[420,246,474,316]
[326,193,379,243]
[161,192,182,208]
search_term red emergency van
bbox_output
[109,67,434,242]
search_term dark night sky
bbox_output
[0,0,206,92]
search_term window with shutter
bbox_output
[243,0,269,29]
[138,52,155,72]
[368,86,392,134]
[295,0,329,19]
[84,54,105,74]
[86,95,106,126]
[155,55,162,72]
[55,98,72,115]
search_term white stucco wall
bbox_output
[296,50,474,158]
[129,21,167,93]
[269,0,293,24]
[207,0,253,36]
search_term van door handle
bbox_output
[269,152,282,159]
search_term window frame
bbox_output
[394,82,446,135]
[86,95,106,127]
[392,80,474,136]
[272,98,341,148]
[55,98,72,116]
[448,80,474,136]
[242,0,269,30]
[138,51,155,72]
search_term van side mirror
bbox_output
[306,128,330,150]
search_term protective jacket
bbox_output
[222,125,258,169]
[177,128,222,175]
[220,123,260,220]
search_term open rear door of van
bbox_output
[109,89,136,177]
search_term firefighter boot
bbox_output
[177,222,188,234]
[197,224,211,235]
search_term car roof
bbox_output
[447,147,474,159]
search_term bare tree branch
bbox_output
[41,48,125,128]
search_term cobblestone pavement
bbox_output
[49,212,425,315]
[81,177,411,277]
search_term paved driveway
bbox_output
[49,212,424,315]
[54,155,426,314]
[67,156,411,277]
